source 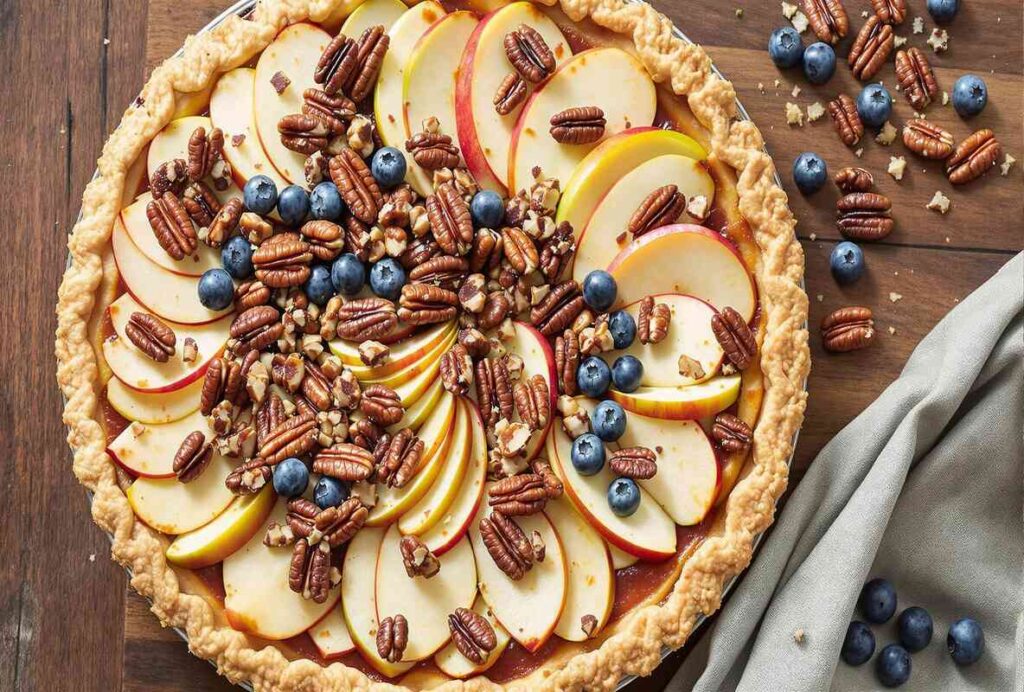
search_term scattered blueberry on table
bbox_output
[309,181,343,220]
[802,42,836,85]
[860,578,898,624]
[197,268,234,310]
[571,433,606,475]
[927,0,959,24]
[304,265,334,306]
[793,152,828,195]
[314,476,349,509]
[830,241,865,285]
[370,146,407,188]
[608,310,636,349]
[593,400,627,442]
[952,75,988,118]
[611,355,643,393]
[470,189,505,228]
[897,607,934,652]
[947,617,985,665]
[331,253,366,296]
[277,184,310,227]
[856,83,893,129]
[221,235,253,279]
[875,643,912,687]
[243,174,278,215]
[841,621,876,666]
[273,458,309,497]
[768,26,804,68]
[582,270,617,312]
[577,355,612,397]
[369,257,406,301]
[607,477,641,517]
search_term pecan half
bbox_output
[833,166,874,193]
[348,25,390,102]
[360,384,404,427]
[946,129,1002,185]
[493,72,527,115]
[836,192,894,241]
[206,197,242,248]
[125,312,176,362]
[398,283,459,325]
[712,413,752,454]
[151,158,187,197]
[230,305,284,354]
[259,412,318,465]
[711,307,756,370]
[225,458,273,494]
[827,94,864,148]
[251,232,314,288]
[802,0,849,44]
[335,297,398,341]
[549,107,606,145]
[399,235,440,269]
[376,427,422,487]
[848,15,893,81]
[173,431,214,482]
[637,296,671,345]
[300,220,345,261]
[146,192,197,260]
[504,24,555,83]
[488,472,550,515]
[895,47,939,110]
[530,280,585,337]
[513,374,550,431]
[440,343,474,395]
[289,539,332,602]
[478,291,513,332]
[315,34,359,96]
[426,182,474,256]
[278,113,330,155]
[376,615,408,663]
[902,120,954,160]
[468,227,502,273]
[405,132,460,171]
[341,213,373,261]
[479,511,539,580]
[609,446,657,480]
[458,273,487,313]
[201,357,229,415]
[302,88,355,135]
[187,126,231,189]
[475,357,514,427]
[235,280,270,312]
[501,227,539,274]
[554,329,580,395]
[538,221,575,283]
[871,0,906,23]
[449,608,497,664]
[532,459,563,499]
[409,255,468,291]
[314,497,368,547]
[400,535,440,578]
[628,185,686,238]
[349,418,383,451]
[330,148,384,224]
[821,306,875,352]
[182,181,222,228]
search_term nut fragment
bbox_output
[712,413,753,454]
[125,312,176,362]
[549,107,606,145]
[711,307,756,370]
[400,535,440,579]
[821,306,875,352]
[151,159,187,197]
[358,340,390,366]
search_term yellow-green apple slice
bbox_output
[434,598,511,677]
[617,413,720,525]
[222,499,341,639]
[546,416,676,560]
[572,154,715,284]
[331,319,454,372]
[126,453,236,534]
[122,150,149,207]
[111,220,231,325]
[107,409,208,478]
[209,68,288,191]
[606,541,638,570]
[615,293,724,387]
[146,115,240,204]
[509,321,557,461]
[607,225,756,321]
[389,350,444,407]
[319,0,372,31]
[402,12,478,156]
[171,83,214,118]
[470,504,567,651]
[455,2,570,194]
[106,377,203,425]
[342,526,415,677]
[119,197,221,277]
[375,525,478,660]
[608,374,741,420]
[544,498,614,641]
[165,484,276,568]
[309,606,356,658]
[374,1,447,196]
[418,400,487,555]
[341,0,407,37]
[507,48,656,193]
[359,325,456,387]
[388,375,444,432]
[555,127,706,237]
[254,23,332,183]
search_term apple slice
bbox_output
[507,48,656,194]
[555,127,707,237]
[165,485,276,568]
[508,321,557,461]
[111,219,231,325]
[470,505,567,651]
[147,115,240,204]
[107,409,208,478]
[172,84,213,118]
[341,0,407,38]
[331,320,453,372]
[389,351,444,407]
[455,2,570,193]
[606,225,756,321]
[606,541,638,570]
[374,1,447,196]
[126,453,236,534]
[119,196,221,277]
[546,416,676,560]
[434,598,511,678]
[359,325,456,388]
[608,374,741,420]
[618,413,720,526]
[223,499,342,640]
[254,23,332,183]
[106,377,203,425]
[387,375,444,432]
[309,606,356,658]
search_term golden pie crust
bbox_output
[55,0,810,688]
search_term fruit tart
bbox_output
[56,0,810,688]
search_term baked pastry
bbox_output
[55,0,810,688]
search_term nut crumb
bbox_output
[735,8,744,18]
[887,156,907,181]
[785,102,804,126]
[806,102,825,122]
[889,292,903,303]
[927,28,949,52]
[1001,154,1017,176]
[926,191,951,214]
[941,91,950,106]
[793,628,806,644]
[816,294,823,302]
[854,148,864,158]
[89,553,96,562]
[875,121,898,146]
[270,70,290,94]
[791,84,801,98]
[781,1,797,18]
[912,16,924,34]
[888,326,897,335]
[894,35,907,48]
[757,82,765,93]
[686,195,710,221]
[809,232,817,241]
[791,10,810,33]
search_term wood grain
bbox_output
[0,0,1018,690]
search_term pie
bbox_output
[55,0,810,688]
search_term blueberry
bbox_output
[310,181,344,220]
[860,578,898,624]
[792,152,828,195]
[277,185,311,226]
[576,356,611,397]
[927,0,959,23]
[470,190,505,228]
[571,433,606,475]
[304,265,335,306]
[947,618,984,665]
[841,621,876,666]
[243,174,278,215]
[607,477,641,517]
[369,257,406,301]
[582,270,617,312]
[802,42,836,84]
[830,241,865,285]
[371,147,407,188]
[611,355,643,393]
[897,607,933,652]
[592,400,626,442]
[857,83,893,129]
[314,476,350,509]
[875,644,911,687]
[331,253,366,296]
[952,74,988,118]
[197,268,234,310]
[272,458,309,497]
[608,310,636,349]
[221,235,254,279]
[768,27,804,68]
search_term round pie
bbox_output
[55,0,810,688]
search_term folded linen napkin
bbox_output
[666,252,1023,691]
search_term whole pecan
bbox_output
[409,255,468,291]
[182,181,222,228]
[902,120,954,160]
[330,148,384,224]
[187,126,231,189]
[426,182,474,256]
[637,296,671,345]
[895,47,939,110]
[146,191,197,260]
[513,374,550,431]
[821,307,875,352]
[349,418,383,451]
[125,311,176,362]
[225,458,273,494]
[289,538,332,602]
[711,307,756,370]
[530,280,585,337]
[376,615,408,663]
[400,535,440,578]
[206,197,243,248]
[493,72,527,115]
[151,158,187,197]
[300,220,345,261]
[504,24,555,83]
[488,472,550,515]
[302,88,355,135]
[848,15,894,81]
[549,107,606,145]
[479,291,513,332]
[399,235,441,269]
[501,227,539,274]
[405,132,460,171]
[871,0,906,23]
[827,94,864,148]
[335,297,398,341]
[230,305,284,354]
[554,328,580,395]
[946,129,1002,185]
[836,192,894,241]
[833,166,874,193]
[278,113,330,155]
[712,413,753,454]
[360,384,404,427]
[468,227,502,272]
[479,511,541,580]
[259,412,318,465]
[458,327,491,359]
[256,394,287,447]
[348,25,390,102]
[629,185,686,238]
[440,343,474,395]
[173,431,214,482]
[609,446,657,479]
[398,283,459,325]
[235,280,270,312]
[802,0,849,44]
[449,608,497,664]
[315,34,359,96]
[475,357,514,427]
[375,427,422,487]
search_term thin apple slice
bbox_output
[253,23,332,183]
[341,0,407,38]
[470,505,567,651]
[119,196,221,277]
[389,351,443,407]
[606,541,638,570]
[388,375,444,432]
[608,374,741,420]
[172,84,214,118]
[107,409,208,478]
[434,598,511,678]
[147,115,240,204]
[375,525,478,660]
[456,1,570,193]
[165,485,276,568]
[360,326,456,387]
[126,453,236,534]
[223,499,341,640]
[106,377,203,425]
[309,606,356,658]
[606,225,756,321]
[507,48,656,194]
[509,321,557,461]
[331,320,453,372]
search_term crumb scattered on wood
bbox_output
[1001,154,1017,176]
[876,121,898,145]
[888,156,907,181]
[889,292,903,303]
[786,102,805,126]
[927,28,949,52]
[807,102,825,122]
[926,191,951,214]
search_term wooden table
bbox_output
[3,0,1019,689]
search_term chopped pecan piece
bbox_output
[330,148,384,224]
[125,312,176,362]
[836,192,894,241]
[426,182,474,256]
[479,511,541,580]
[581,614,599,638]
[172,431,214,482]
[302,88,355,135]
[827,94,864,148]
[400,535,440,578]
[902,120,954,160]
[360,384,404,427]
[554,329,580,395]
[151,158,187,197]
[946,129,1002,185]
[848,15,893,81]
[609,446,657,479]
[258,412,318,465]
[458,273,487,314]
[513,374,550,431]
[870,0,906,24]
[549,107,606,145]
[335,297,398,341]
[449,608,497,664]
[801,0,849,44]
[833,166,874,193]
[206,197,242,248]
[230,305,284,354]
[538,221,575,283]
[712,413,753,454]
[187,126,231,189]
[493,72,527,115]
[530,281,585,337]
[711,307,756,370]
[182,181,222,228]
[821,306,875,352]
[146,191,197,260]
[440,343,474,395]
[458,327,491,359]
[398,283,459,325]
[895,47,939,111]
[376,615,408,663]
[278,113,329,155]
[504,24,556,83]
[629,185,686,238]
[252,232,313,288]
[225,458,272,495]
[405,131,461,171]
[375,427,423,488]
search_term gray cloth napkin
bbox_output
[667,252,1024,691]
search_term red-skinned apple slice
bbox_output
[146,115,241,204]
[433,598,511,677]
[507,48,656,194]
[606,541,638,570]
[106,376,203,425]
[119,197,221,277]
[165,484,276,568]
[329,320,453,368]
[606,224,756,321]
[359,325,456,388]
[107,409,208,478]
[455,2,570,193]
[387,375,444,432]
[126,452,236,535]
[608,375,741,420]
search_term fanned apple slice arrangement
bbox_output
[97,0,766,679]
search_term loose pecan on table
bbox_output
[405,131,461,171]
[513,374,550,431]
[637,296,671,345]
[833,166,874,193]
[398,283,459,325]
[821,307,875,352]
[870,0,906,24]
[628,185,686,238]
[409,255,468,291]
[376,615,408,663]
[609,446,658,480]
[894,47,939,110]
[300,220,345,261]
[554,328,580,395]
[440,343,474,395]
[827,94,864,148]
[330,147,384,224]
[902,120,954,160]
[206,197,242,248]
[230,305,284,354]
[946,129,1002,185]
[278,113,330,155]
[146,191,197,260]
[173,431,214,483]
[360,383,405,427]
[836,192,894,241]
[449,608,497,665]
[712,413,753,454]
[504,24,556,83]
[258,412,318,465]
[848,15,894,81]
[479,511,543,580]
[151,158,187,197]
[334,297,398,341]
[549,107,606,145]
[302,88,355,135]
[426,182,474,256]
[182,181,222,228]
[375,427,423,488]
[125,311,176,362]
[530,280,585,337]
[187,126,231,190]
[801,0,849,44]
[711,307,756,371]
[400,535,440,578]
[493,72,527,115]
